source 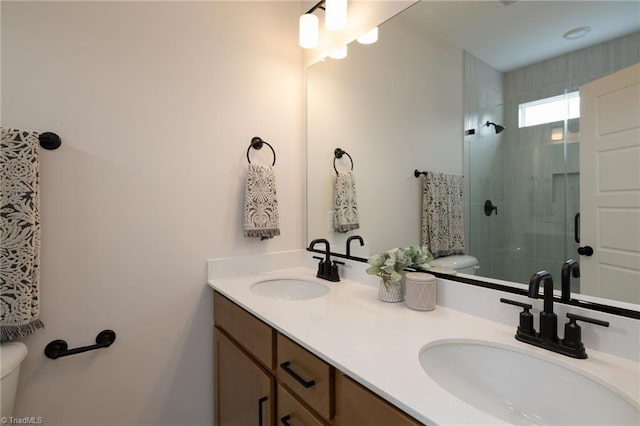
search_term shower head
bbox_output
[486,121,505,134]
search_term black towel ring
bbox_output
[246,136,276,166]
[333,148,354,174]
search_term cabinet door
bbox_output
[333,372,423,426]
[215,328,275,426]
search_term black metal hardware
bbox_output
[39,132,61,150]
[500,298,535,336]
[562,313,609,358]
[414,169,427,178]
[465,129,476,136]
[574,213,580,243]
[577,245,594,256]
[280,415,292,426]
[561,259,580,302]
[305,0,325,14]
[246,136,276,166]
[346,235,364,257]
[484,200,498,216]
[485,121,505,134]
[504,271,612,359]
[309,239,340,282]
[333,148,353,174]
[258,396,268,426]
[280,361,316,388]
[44,329,116,359]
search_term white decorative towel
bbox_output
[244,164,280,240]
[420,171,465,258]
[1,128,45,342]
[334,170,359,233]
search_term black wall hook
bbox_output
[246,136,276,166]
[39,132,61,150]
[44,329,116,359]
[484,200,498,216]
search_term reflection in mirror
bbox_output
[306,1,640,313]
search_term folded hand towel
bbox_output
[334,170,359,233]
[244,164,280,240]
[420,171,465,257]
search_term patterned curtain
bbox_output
[1,128,44,342]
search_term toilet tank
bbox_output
[430,255,478,275]
[1,341,28,419]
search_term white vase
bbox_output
[377,275,404,303]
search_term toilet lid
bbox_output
[1,341,28,379]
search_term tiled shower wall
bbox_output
[465,31,640,285]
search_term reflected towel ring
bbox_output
[333,148,354,174]
[246,136,276,166]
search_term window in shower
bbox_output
[518,91,580,128]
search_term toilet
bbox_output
[1,341,28,418]
[430,255,479,275]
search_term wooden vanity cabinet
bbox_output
[333,372,422,426]
[213,291,424,426]
[214,329,275,425]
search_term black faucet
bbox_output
[346,235,364,257]
[501,270,609,359]
[309,239,340,282]
[561,259,580,302]
[528,271,558,342]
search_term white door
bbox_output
[579,64,640,304]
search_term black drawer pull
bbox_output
[281,414,292,425]
[258,396,268,426]
[280,361,316,388]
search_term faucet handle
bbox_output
[500,298,535,336]
[563,313,609,356]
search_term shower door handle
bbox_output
[574,213,580,243]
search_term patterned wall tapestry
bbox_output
[1,128,44,342]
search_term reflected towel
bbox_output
[421,171,465,257]
[334,171,359,233]
[243,164,280,240]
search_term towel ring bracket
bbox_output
[333,148,354,174]
[246,136,276,166]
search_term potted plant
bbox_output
[366,246,432,302]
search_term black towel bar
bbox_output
[414,169,427,178]
[44,329,116,359]
[246,136,276,166]
[39,132,61,150]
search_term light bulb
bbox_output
[357,27,378,44]
[325,0,347,31]
[329,45,348,60]
[299,13,319,49]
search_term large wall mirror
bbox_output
[306,0,640,316]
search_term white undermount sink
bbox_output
[419,339,640,425]
[250,278,329,300]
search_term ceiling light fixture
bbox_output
[563,26,591,40]
[356,27,378,45]
[299,0,348,49]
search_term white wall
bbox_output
[307,12,464,256]
[2,2,301,425]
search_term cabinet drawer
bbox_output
[276,333,334,421]
[214,291,275,370]
[333,372,423,426]
[277,385,327,426]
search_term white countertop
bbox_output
[208,266,640,425]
